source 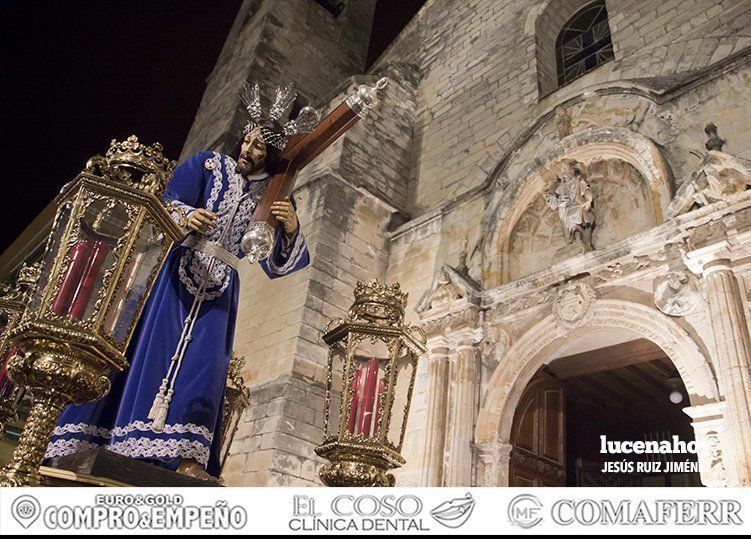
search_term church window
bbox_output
[312,0,345,17]
[556,1,614,87]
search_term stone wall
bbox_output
[371,0,751,212]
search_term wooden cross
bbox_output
[250,78,388,233]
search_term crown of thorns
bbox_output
[240,81,320,150]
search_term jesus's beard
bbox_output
[236,155,264,178]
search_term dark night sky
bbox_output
[0,0,426,255]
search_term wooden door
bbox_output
[509,371,566,487]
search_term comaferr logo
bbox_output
[507,495,744,528]
[508,494,544,529]
[550,499,743,526]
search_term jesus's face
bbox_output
[237,128,267,177]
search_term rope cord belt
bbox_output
[148,192,251,432]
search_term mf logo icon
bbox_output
[508,494,543,529]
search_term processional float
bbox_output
[0,77,397,487]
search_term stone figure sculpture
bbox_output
[544,159,595,250]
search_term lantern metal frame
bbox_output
[220,353,251,472]
[0,136,184,487]
[0,263,40,435]
[16,172,180,367]
[315,279,426,487]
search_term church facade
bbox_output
[180,0,751,487]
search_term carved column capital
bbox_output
[449,306,482,334]
[453,328,483,350]
[474,440,512,487]
[684,402,730,487]
[426,335,450,355]
[703,258,735,276]
[422,314,451,338]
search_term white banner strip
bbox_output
[0,487,749,535]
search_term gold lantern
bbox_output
[220,353,251,472]
[0,263,41,436]
[316,278,426,487]
[0,136,184,487]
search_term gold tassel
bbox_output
[152,388,174,432]
[148,379,169,420]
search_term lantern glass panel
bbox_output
[346,337,389,439]
[48,196,131,322]
[386,347,415,451]
[325,342,346,439]
[102,218,167,346]
[30,202,73,315]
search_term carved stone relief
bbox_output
[427,271,463,310]
[554,106,572,140]
[592,251,667,285]
[588,159,656,248]
[480,323,511,362]
[668,152,751,217]
[508,197,567,280]
[667,124,751,217]
[508,158,655,281]
[552,281,597,328]
[653,270,702,317]
[705,430,728,487]
[544,160,595,250]
[639,111,680,147]
[495,289,554,319]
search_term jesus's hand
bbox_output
[271,199,298,236]
[187,208,217,234]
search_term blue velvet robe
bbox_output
[45,151,309,477]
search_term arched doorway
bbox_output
[476,299,721,486]
[508,338,701,486]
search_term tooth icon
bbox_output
[430,493,476,529]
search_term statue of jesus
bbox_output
[45,87,313,483]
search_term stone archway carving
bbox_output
[475,299,720,485]
[483,127,672,286]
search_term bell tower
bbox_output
[180,0,377,160]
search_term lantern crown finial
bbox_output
[349,278,408,324]
[102,135,177,196]
[0,262,40,303]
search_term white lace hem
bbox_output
[108,437,209,466]
[51,420,213,443]
[45,437,210,467]
[45,438,100,459]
